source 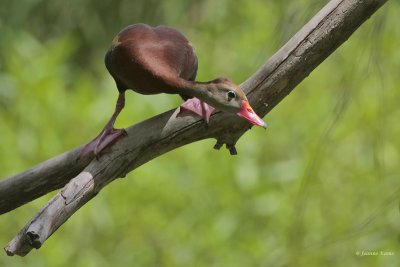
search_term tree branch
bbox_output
[2,0,387,256]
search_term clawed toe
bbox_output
[180,98,215,124]
[77,128,126,160]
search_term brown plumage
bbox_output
[78,24,265,159]
[105,24,198,95]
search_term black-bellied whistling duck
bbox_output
[79,23,266,159]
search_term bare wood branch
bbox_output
[2,0,388,256]
[0,147,91,215]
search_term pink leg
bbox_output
[77,93,127,160]
[180,98,215,124]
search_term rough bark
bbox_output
[1,0,388,257]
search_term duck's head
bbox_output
[200,78,266,128]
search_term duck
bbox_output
[79,23,266,158]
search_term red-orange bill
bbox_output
[236,101,267,128]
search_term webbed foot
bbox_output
[180,98,215,123]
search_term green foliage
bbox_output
[1,0,399,266]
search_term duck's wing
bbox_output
[105,24,199,95]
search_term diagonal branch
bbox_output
[2,0,388,256]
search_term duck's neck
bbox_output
[177,79,215,102]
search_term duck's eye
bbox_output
[227,90,236,101]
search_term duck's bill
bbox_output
[236,101,267,128]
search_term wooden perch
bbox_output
[1,0,387,256]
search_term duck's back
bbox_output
[105,24,198,94]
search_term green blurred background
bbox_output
[1,0,399,266]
